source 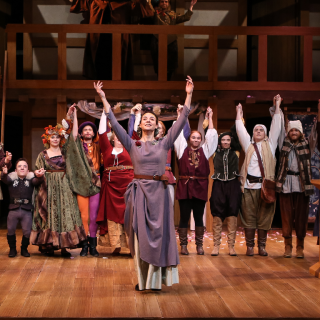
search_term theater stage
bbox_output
[0,229,319,319]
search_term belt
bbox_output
[10,198,30,205]
[247,174,263,183]
[134,174,168,188]
[179,175,208,184]
[104,165,134,171]
[165,166,172,172]
[47,169,66,178]
[287,170,300,176]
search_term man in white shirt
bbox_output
[235,96,281,256]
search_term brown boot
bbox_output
[227,216,237,256]
[245,228,255,256]
[195,226,205,255]
[283,238,292,258]
[257,229,268,256]
[211,217,222,256]
[178,228,189,255]
[296,238,304,259]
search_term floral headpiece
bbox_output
[41,120,72,149]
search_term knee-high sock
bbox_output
[77,195,89,235]
[89,193,100,237]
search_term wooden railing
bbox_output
[5,24,320,91]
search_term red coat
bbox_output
[96,132,134,234]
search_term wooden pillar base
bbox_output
[309,262,320,278]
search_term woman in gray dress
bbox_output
[94,77,193,291]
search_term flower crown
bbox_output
[41,120,72,149]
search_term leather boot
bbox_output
[245,228,255,256]
[80,238,89,257]
[296,238,304,259]
[21,236,30,257]
[211,217,222,256]
[283,237,292,258]
[88,237,99,257]
[195,226,205,255]
[7,234,17,258]
[227,216,237,256]
[257,229,268,256]
[178,228,189,255]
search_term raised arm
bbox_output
[268,95,282,154]
[128,104,142,137]
[201,107,218,158]
[164,76,193,149]
[94,81,132,152]
[98,112,113,153]
[235,103,251,153]
[0,149,12,170]
[1,165,11,185]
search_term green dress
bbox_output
[31,135,100,250]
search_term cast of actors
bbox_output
[174,107,218,255]
[72,106,102,257]
[2,159,44,257]
[96,109,134,254]
[94,77,193,291]
[236,97,281,256]
[210,126,242,256]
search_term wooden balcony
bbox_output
[5,24,320,98]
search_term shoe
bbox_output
[257,229,268,256]
[61,249,71,258]
[227,216,237,256]
[211,217,222,256]
[80,238,89,257]
[88,237,99,257]
[178,228,189,255]
[296,238,304,259]
[195,226,205,255]
[283,238,292,258]
[7,234,17,258]
[21,236,30,257]
[244,228,255,256]
[135,284,145,291]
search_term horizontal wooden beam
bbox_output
[6,24,320,36]
[6,80,320,92]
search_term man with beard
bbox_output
[209,125,242,257]
[276,117,317,258]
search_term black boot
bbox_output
[80,238,89,257]
[245,228,255,256]
[195,226,205,255]
[88,237,99,257]
[257,229,268,256]
[21,236,30,257]
[7,234,17,258]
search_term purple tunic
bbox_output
[107,106,190,267]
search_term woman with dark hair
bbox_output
[94,77,193,291]
[96,112,134,254]
[174,107,218,255]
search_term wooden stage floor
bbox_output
[0,229,319,319]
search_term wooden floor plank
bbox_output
[18,291,50,317]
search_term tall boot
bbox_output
[296,238,304,259]
[257,229,268,256]
[283,237,292,258]
[227,216,237,256]
[88,237,99,257]
[211,217,222,256]
[21,236,30,257]
[7,234,17,258]
[80,237,89,257]
[178,228,189,255]
[195,226,205,255]
[245,228,255,256]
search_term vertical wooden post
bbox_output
[208,34,218,83]
[1,51,7,144]
[58,32,67,80]
[23,0,33,79]
[21,95,32,166]
[112,33,122,81]
[176,0,186,79]
[7,32,16,81]
[303,35,313,83]
[237,0,247,81]
[57,95,67,124]
[258,35,267,82]
[206,97,218,232]
[158,34,167,81]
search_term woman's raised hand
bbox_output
[94,81,106,99]
[185,75,194,95]
[131,104,142,114]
